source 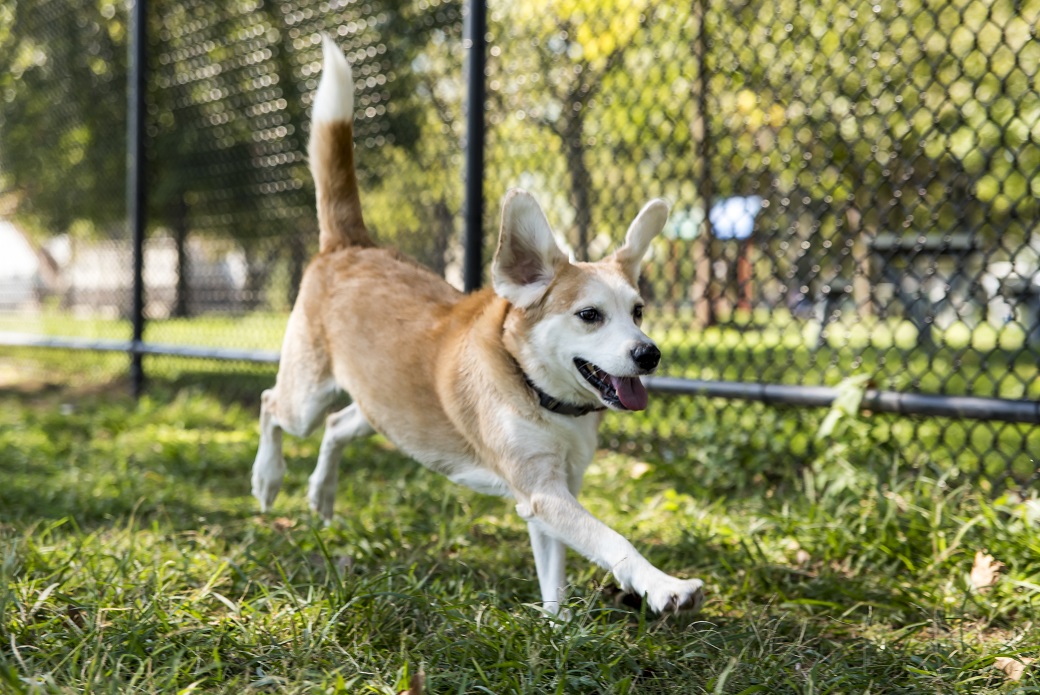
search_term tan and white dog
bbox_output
[251,36,705,615]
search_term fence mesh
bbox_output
[0,0,129,337]
[0,0,1037,485]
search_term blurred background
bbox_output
[0,0,1037,486]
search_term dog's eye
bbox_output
[576,308,602,324]
[633,305,644,322]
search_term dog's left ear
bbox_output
[613,199,670,283]
[492,189,569,308]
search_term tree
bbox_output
[0,0,128,239]
[487,0,679,260]
[147,0,462,309]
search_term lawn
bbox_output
[1,360,1038,693]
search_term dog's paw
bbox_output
[251,452,286,512]
[251,475,281,512]
[307,473,336,522]
[251,473,283,513]
[643,577,705,614]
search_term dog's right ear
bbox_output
[492,190,568,308]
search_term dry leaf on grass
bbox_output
[994,656,1034,681]
[397,669,424,695]
[970,550,1005,591]
[271,517,296,532]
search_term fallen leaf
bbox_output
[795,549,811,566]
[397,669,424,695]
[272,517,296,531]
[829,556,854,578]
[970,551,1004,591]
[65,605,87,629]
[994,656,1034,681]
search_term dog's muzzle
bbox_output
[574,358,650,411]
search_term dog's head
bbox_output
[493,189,668,412]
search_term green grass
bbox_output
[1,369,1039,693]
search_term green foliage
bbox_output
[1,379,1038,692]
[815,374,870,442]
[0,0,128,238]
[146,0,461,245]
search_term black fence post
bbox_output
[462,0,486,293]
[128,0,147,396]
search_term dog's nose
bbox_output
[631,343,661,372]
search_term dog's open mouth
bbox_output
[574,358,649,411]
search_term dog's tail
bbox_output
[309,35,372,253]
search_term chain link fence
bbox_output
[1,0,1037,486]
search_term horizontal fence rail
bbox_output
[0,332,280,364]
[5,331,1038,424]
[644,377,1040,425]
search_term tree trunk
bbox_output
[171,194,190,318]
[431,198,454,278]
[243,244,278,310]
[690,0,715,327]
[563,111,592,261]
[693,235,715,326]
[847,207,872,319]
[288,231,306,307]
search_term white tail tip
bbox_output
[312,34,354,124]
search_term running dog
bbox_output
[251,35,704,615]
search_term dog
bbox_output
[251,35,705,615]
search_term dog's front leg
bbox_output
[516,483,703,614]
[528,523,567,614]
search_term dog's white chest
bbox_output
[429,413,598,499]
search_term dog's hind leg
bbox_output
[252,303,338,512]
[253,382,337,512]
[308,403,374,521]
[253,388,289,512]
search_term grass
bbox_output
[1,363,1039,693]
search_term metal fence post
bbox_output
[462,0,486,293]
[128,0,147,396]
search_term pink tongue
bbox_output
[609,375,649,411]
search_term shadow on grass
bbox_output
[0,373,387,533]
[146,365,279,407]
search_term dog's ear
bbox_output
[492,190,569,308]
[613,199,669,283]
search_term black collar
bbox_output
[501,313,604,417]
[522,373,606,417]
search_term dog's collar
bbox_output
[522,373,606,417]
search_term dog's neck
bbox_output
[521,372,605,417]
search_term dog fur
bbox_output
[251,35,704,615]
